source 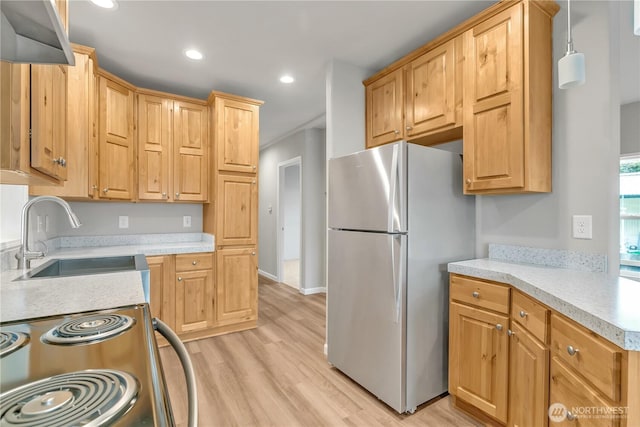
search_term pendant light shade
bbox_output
[558,0,585,89]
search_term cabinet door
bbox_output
[173,101,208,202]
[215,97,259,174]
[405,39,456,137]
[216,174,258,246]
[365,68,404,148]
[138,94,171,201]
[147,255,175,329]
[216,247,257,325]
[98,76,134,200]
[449,301,509,423]
[30,52,98,198]
[463,4,524,193]
[30,64,67,180]
[508,322,549,427]
[175,269,214,333]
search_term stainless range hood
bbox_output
[1,0,75,65]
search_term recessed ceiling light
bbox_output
[90,0,118,9]
[185,49,203,60]
[280,75,295,84]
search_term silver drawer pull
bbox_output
[495,324,503,331]
[472,291,480,298]
[102,188,109,193]
[175,192,180,199]
[519,310,528,318]
[507,329,515,336]
[192,260,197,265]
[566,411,577,421]
[177,277,183,282]
[567,345,579,356]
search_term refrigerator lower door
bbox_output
[327,229,407,413]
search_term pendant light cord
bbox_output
[567,0,574,53]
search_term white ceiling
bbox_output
[68,0,495,146]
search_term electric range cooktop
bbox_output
[0,304,174,426]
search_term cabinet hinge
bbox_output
[29,128,32,139]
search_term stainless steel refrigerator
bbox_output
[327,141,475,414]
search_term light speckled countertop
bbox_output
[0,233,215,323]
[448,259,640,351]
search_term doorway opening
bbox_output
[277,157,302,290]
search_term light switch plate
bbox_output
[183,216,191,228]
[119,216,129,229]
[572,215,592,239]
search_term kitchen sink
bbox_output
[15,254,149,281]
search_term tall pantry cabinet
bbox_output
[204,92,262,329]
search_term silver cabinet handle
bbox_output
[567,345,579,356]
[252,165,256,170]
[92,185,98,190]
[252,180,256,184]
[393,130,400,135]
[472,291,480,298]
[162,192,167,198]
[566,411,577,421]
[495,324,503,331]
[507,329,515,336]
[252,252,256,256]
[53,157,66,167]
[177,277,183,282]
[406,126,412,131]
[192,260,197,265]
[175,192,180,199]
[466,179,471,184]
[103,188,109,193]
[519,310,528,318]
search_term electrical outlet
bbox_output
[572,215,592,239]
[183,215,192,228]
[119,216,129,229]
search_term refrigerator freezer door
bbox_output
[327,229,407,413]
[328,142,406,233]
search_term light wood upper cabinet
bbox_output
[214,96,259,174]
[508,321,549,427]
[138,94,171,201]
[216,247,258,326]
[449,301,509,423]
[30,64,68,181]
[98,74,135,200]
[405,38,462,141]
[30,47,99,199]
[365,68,404,148]
[463,1,554,194]
[216,174,258,246]
[173,101,208,201]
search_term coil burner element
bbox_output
[42,314,134,345]
[0,369,138,427]
[0,331,29,357]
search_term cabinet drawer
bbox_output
[175,253,214,272]
[550,357,619,427]
[550,314,622,402]
[450,274,509,314]
[511,290,549,343]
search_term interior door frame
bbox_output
[276,156,302,287]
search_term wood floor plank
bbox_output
[160,277,482,426]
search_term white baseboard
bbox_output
[324,342,328,356]
[300,286,326,295]
[258,269,278,281]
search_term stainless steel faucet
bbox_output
[16,196,82,270]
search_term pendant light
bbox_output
[558,0,586,89]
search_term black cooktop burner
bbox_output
[0,332,29,357]
[42,314,134,345]
[0,369,138,427]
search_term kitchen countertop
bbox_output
[448,258,640,351]
[0,233,215,323]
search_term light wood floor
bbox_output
[159,277,481,427]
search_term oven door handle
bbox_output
[153,318,198,427]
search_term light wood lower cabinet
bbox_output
[450,274,638,427]
[449,301,509,423]
[216,247,258,326]
[508,321,549,427]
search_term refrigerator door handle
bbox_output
[388,144,399,233]
[390,234,402,323]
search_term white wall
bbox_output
[258,128,326,291]
[0,185,28,245]
[283,165,301,260]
